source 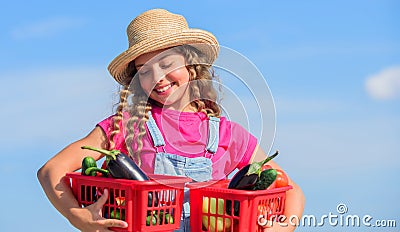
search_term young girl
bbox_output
[37,9,305,232]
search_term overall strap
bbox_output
[206,116,220,154]
[146,111,166,147]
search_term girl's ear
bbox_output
[187,65,197,80]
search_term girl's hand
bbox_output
[69,189,128,232]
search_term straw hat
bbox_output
[108,9,219,85]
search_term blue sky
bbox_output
[1,0,399,231]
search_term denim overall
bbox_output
[146,111,220,232]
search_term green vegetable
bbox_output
[246,150,279,176]
[110,209,125,220]
[145,210,174,226]
[146,215,158,226]
[84,167,109,177]
[81,156,97,176]
[155,209,174,225]
[158,210,174,225]
[253,168,277,190]
[164,213,174,224]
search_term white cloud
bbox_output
[365,66,400,100]
[11,17,84,39]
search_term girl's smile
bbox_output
[135,49,193,111]
[154,82,175,95]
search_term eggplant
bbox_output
[228,165,258,190]
[81,146,149,181]
[228,150,279,190]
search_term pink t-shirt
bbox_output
[97,106,258,180]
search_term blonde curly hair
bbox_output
[109,45,221,166]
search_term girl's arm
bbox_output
[250,145,305,232]
[37,126,128,232]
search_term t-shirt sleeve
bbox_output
[231,122,258,168]
[219,118,258,170]
[96,115,128,154]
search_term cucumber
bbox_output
[253,169,277,190]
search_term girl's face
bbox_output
[135,49,193,111]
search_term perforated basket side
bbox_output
[66,173,190,232]
[188,180,292,232]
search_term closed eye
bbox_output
[160,62,173,69]
[138,69,150,77]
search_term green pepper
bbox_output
[81,156,97,176]
[84,167,110,177]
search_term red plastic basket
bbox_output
[188,180,292,232]
[66,173,191,232]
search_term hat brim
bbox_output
[108,29,219,86]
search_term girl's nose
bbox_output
[152,67,165,84]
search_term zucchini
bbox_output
[253,169,277,190]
